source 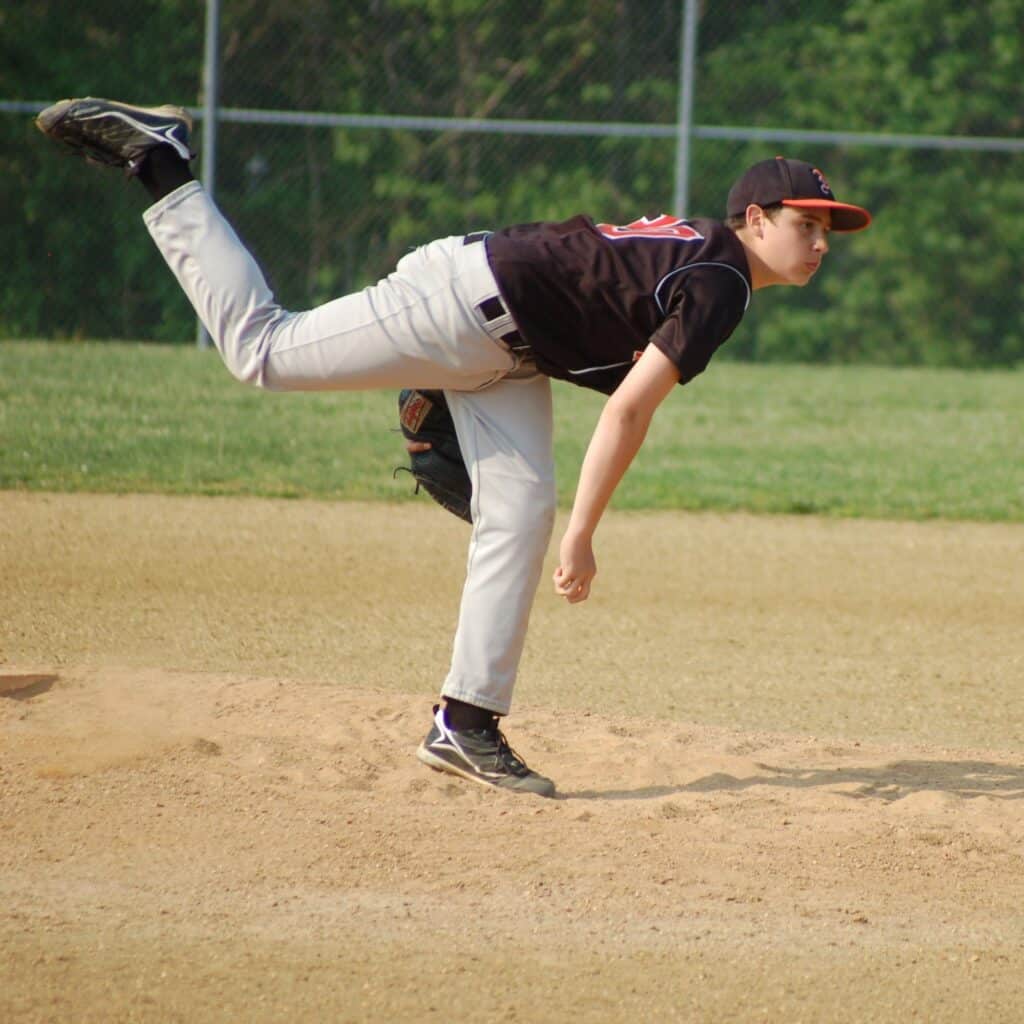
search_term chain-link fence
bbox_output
[4,0,1023,366]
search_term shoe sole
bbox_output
[35,98,193,165]
[416,742,555,797]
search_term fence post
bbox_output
[673,0,699,217]
[196,0,221,349]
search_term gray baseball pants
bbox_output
[142,181,555,716]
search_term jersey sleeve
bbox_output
[648,265,749,384]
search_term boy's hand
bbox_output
[553,346,679,606]
[553,532,596,603]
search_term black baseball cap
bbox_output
[727,157,872,232]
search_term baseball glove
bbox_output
[395,389,472,523]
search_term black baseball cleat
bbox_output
[417,705,556,797]
[35,97,194,173]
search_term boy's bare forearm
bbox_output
[566,402,650,540]
[567,345,681,539]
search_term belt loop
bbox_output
[476,291,529,355]
[478,296,505,322]
[461,232,534,361]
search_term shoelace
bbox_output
[494,730,530,776]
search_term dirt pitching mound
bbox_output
[3,492,1023,1022]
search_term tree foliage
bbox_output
[3,0,1022,367]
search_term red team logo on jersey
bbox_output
[596,214,704,242]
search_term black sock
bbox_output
[444,699,497,733]
[135,144,195,202]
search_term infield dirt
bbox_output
[2,491,1023,1022]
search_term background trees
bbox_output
[4,0,1022,366]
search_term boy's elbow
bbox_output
[603,393,655,439]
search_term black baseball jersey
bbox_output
[485,214,752,394]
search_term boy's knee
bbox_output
[477,475,555,537]
[534,479,557,530]
[221,355,261,386]
[216,331,274,388]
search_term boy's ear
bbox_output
[745,203,766,238]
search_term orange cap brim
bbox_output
[782,198,872,232]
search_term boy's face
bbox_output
[758,206,831,287]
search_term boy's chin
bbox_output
[786,267,816,287]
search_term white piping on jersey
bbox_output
[567,360,634,377]
[653,261,751,316]
[565,262,751,379]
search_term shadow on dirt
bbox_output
[0,674,59,701]
[565,760,1024,802]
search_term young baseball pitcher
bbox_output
[36,98,871,798]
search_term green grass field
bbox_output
[1,339,1021,521]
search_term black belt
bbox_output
[463,232,529,353]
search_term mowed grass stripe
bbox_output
[1,340,1021,521]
